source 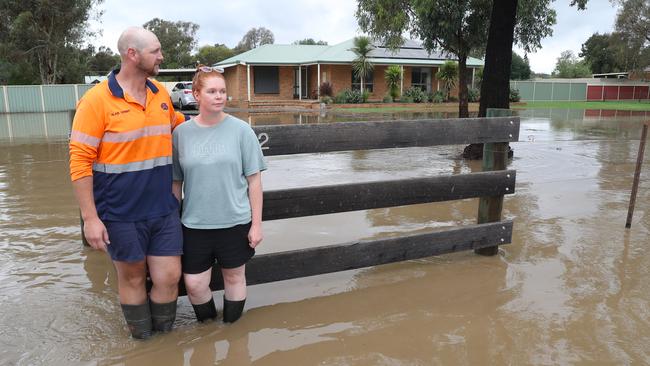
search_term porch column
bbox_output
[471,68,475,89]
[317,64,321,99]
[247,64,251,102]
[299,65,302,100]
[400,65,404,95]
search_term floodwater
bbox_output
[1,109,649,365]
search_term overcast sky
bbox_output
[89,0,619,74]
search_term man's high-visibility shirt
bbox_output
[69,69,187,222]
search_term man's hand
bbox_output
[84,217,110,252]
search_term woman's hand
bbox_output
[248,223,263,248]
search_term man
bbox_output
[69,27,186,339]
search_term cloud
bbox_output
[518,1,618,74]
[89,0,360,52]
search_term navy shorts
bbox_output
[182,222,255,274]
[104,212,183,262]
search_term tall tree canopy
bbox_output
[235,27,274,53]
[194,44,234,66]
[553,50,591,78]
[580,33,625,74]
[356,0,555,118]
[293,38,328,45]
[87,46,120,74]
[143,18,199,69]
[511,51,531,80]
[0,0,103,84]
[613,0,650,72]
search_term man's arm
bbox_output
[172,180,182,203]
[73,176,109,251]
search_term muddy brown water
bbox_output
[1,109,649,365]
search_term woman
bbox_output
[172,65,266,323]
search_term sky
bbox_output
[89,0,619,74]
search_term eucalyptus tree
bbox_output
[351,36,374,94]
[358,0,492,117]
[236,27,275,52]
[1,0,103,84]
[144,18,199,69]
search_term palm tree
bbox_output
[384,65,402,100]
[351,36,374,94]
[436,61,458,101]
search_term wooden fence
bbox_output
[192,116,520,294]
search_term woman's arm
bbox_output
[246,172,263,248]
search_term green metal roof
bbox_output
[216,39,483,67]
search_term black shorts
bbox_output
[182,222,255,274]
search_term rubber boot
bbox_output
[150,299,177,333]
[223,296,246,323]
[121,301,152,340]
[192,297,218,322]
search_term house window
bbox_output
[351,70,373,92]
[411,67,431,92]
[254,66,279,94]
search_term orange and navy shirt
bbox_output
[69,69,188,221]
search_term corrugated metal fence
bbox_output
[0,84,95,113]
[510,80,650,102]
[510,81,588,101]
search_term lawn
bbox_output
[512,100,650,111]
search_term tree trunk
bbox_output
[479,0,518,117]
[458,54,469,118]
[463,0,518,159]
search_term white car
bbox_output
[170,82,197,110]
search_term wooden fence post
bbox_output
[475,108,513,256]
[625,122,648,228]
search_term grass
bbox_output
[332,106,435,113]
[512,100,650,111]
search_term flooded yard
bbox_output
[0,109,649,365]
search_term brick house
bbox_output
[215,39,483,105]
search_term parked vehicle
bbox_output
[170,82,196,110]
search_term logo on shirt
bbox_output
[161,102,169,111]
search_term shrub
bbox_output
[448,95,458,102]
[468,88,480,102]
[401,96,414,103]
[509,87,521,102]
[319,82,333,97]
[382,94,393,103]
[320,96,333,104]
[403,87,427,103]
[431,91,445,103]
[334,89,364,104]
[361,90,370,103]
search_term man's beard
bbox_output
[137,61,159,77]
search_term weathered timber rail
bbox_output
[186,115,520,294]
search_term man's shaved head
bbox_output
[117,27,159,58]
